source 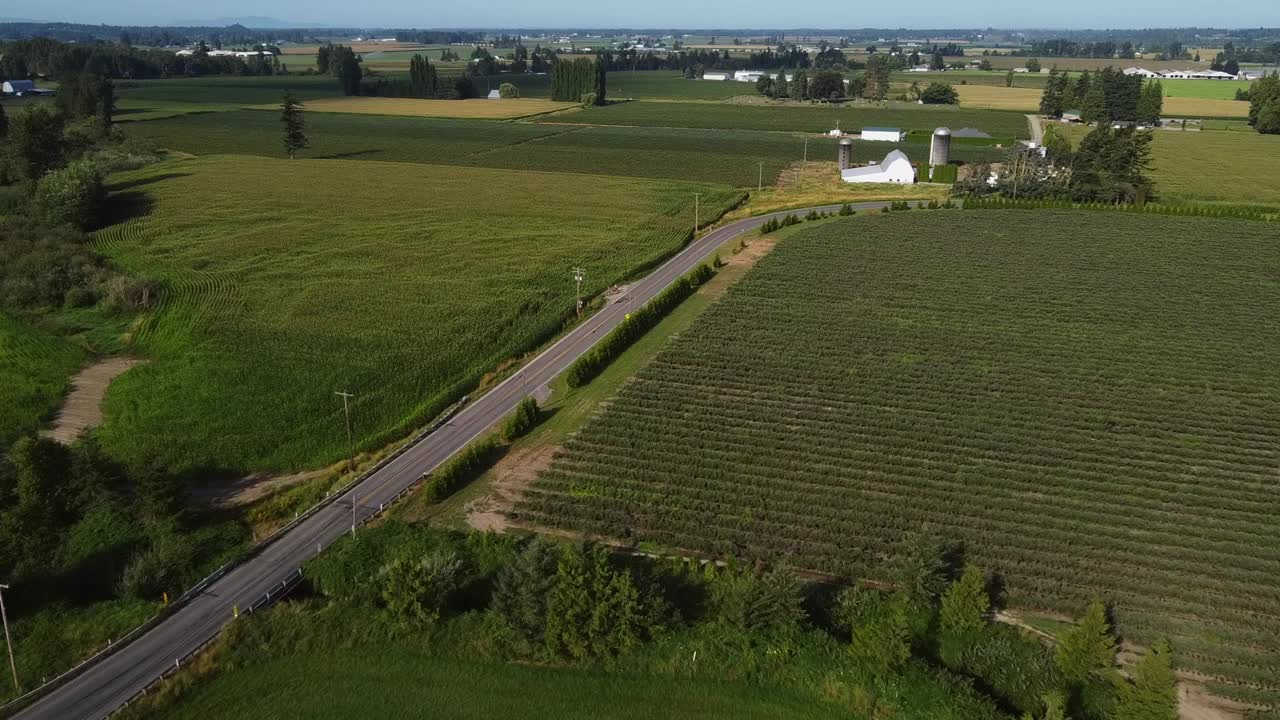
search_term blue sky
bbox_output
[9,0,1279,30]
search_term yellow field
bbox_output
[956,85,1248,117]
[254,97,579,120]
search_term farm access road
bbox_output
[17,200,905,720]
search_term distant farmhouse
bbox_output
[861,127,904,142]
[1124,67,1245,80]
[175,49,275,58]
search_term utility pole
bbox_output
[0,584,17,693]
[693,193,700,235]
[758,161,763,192]
[801,137,809,188]
[334,390,355,473]
[572,267,585,318]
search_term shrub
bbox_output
[419,435,502,504]
[501,396,541,441]
[116,533,197,599]
[564,263,715,388]
[498,82,520,99]
[920,82,960,105]
[32,161,106,230]
[838,203,854,216]
[379,549,465,629]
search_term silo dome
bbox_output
[929,127,952,167]
[933,127,952,136]
[838,137,854,146]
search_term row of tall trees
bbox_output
[1039,68,1161,124]
[754,70,847,102]
[316,44,362,95]
[0,37,277,81]
[1247,72,1280,134]
[551,56,606,104]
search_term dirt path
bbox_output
[1026,113,1045,144]
[466,444,559,532]
[41,357,143,444]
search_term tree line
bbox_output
[1039,68,1163,125]
[1247,72,1280,134]
[296,522,1178,720]
[551,56,608,104]
[0,37,279,82]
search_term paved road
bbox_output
[16,200,899,720]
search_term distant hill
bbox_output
[173,17,332,29]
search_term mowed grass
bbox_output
[125,111,1003,187]
[1061,125,1280,206]
[117,76,346,105]
[955,84,1249,117]
[249,97,579,120]
[543,100,1031,138]
[0,314,86,446]
[155,650,848,720]
[91,156,744,473]
[520,210,1280,708]
[1161,79,1252,99]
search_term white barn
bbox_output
[861,127,903,142]
[702,72,730,81]
[3,80,35,94]
[841,150,916,184]
[1122,67,1162,78]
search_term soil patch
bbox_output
[41,357,143,444]
[466,444,559,532]
[190,468,329,509]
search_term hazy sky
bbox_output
[10,0,1279,30]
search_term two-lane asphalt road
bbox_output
[16,200,901,720]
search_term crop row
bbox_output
[518,210,1280,705]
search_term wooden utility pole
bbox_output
[334,390,355,472]
[572,267,585,318]
[694,193,700,235]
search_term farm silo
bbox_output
[929,127,951,167]
[838,137,853,170]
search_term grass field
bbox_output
[1061,125,1280,206]
[542,100,1031,138]
[954,85,1249,117]
[1161,79,1252,99]
[0,314,86,446]
[117,76,346,106]
[90,156,743,473]
[518,210,1280,709]
[125,111,1004,187]
[151,650,848,720]
[249,97,579,120]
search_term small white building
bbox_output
[860,127,903,142]
[841,150,916,184]
[734,70,769,82]
[487,89,501,99]
[702,72,730,81]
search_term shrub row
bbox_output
[564,263,715,389]
[419,435,503,504]
[961,196,1276,221]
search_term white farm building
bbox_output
[2,80,35,94]
[861,127,903,142]
[841,150,916,184]
[702,72,730,81]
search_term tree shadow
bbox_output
[314,149,385,160]
[106,172,192,193]
[97,190,156,228]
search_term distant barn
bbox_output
[2,80,34,94]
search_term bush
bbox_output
[838,203,854,216]
[920,82,960,105]
[31,161,106,230]
[501,396,541,441]
[0,218,107,312]
[580,92,597,106]
[498,82,520,99]
[564,263,715,388]
[116,533,197,599]
[379,549,466,629]
[102,275,160,314]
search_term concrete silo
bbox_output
[838,137,853,170]
[929,127,952,167]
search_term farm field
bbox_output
[150,650,847,720]
[1060,125,1280,206]
[250,97,579,119]
[116,76,346,106]
[541,100,1032,137]
[482,71,762,101]
[518,210,1280,709]
[954,85,1249,117]
[125,111,1004,186]
[0,314,85,446]
[1161,79,1252,99]
[90,155,744,473]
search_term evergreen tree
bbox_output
[1067,70,1092,111]
[593,54,607,105]
[1081,78,1108,124]
[1136,80,1163,125]
[492,536,560,645]
[0,104,8,140]
[1039,69,1065,117]
[544,543,660,661]
[848,590,912,679]
[1055,598,1117,683]
[929,51,945,71]
[790,69,808,100]
[863,56,890,100]
[280,91,308,159]
[1114,639,1178,720]
[939,564,990,638]
[773,73,788,98]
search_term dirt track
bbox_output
[41,358,143,444]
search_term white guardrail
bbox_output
[0,396,468,719]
